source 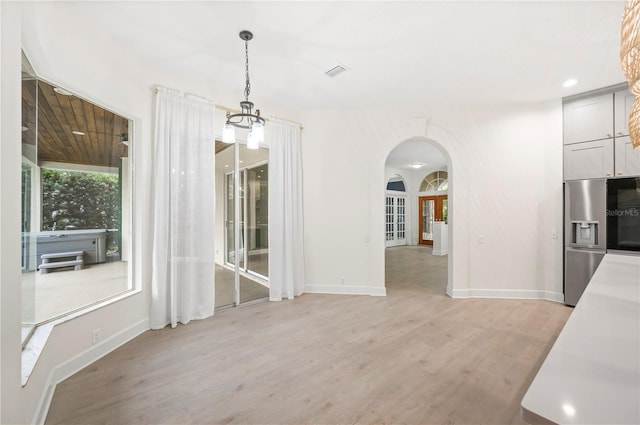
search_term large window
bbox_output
[21,52,133,344]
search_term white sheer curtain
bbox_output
[151,87,215,329]
[268,119,305,300]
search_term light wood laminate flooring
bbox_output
[45,246,571,424]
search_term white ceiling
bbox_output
[67,1,627,169]
[385,139,447,172]
[71,1,626,109]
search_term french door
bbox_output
[419,195,448,245]
[385,195,406,247]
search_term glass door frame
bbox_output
[223,141,269,306]
[419,195,447,245]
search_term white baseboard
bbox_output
[449,288,564,303]
[33,318,149,425]
[542,291,565,303]
[432,249,448,256]
[305,284,387,297]
[305,285,561,302]
[449,288,470,298]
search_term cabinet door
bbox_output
[563,139,614,180]
[563,93,614,144]
[614,136,640,177]
[614,88,634,137]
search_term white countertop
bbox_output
[521,253,640,425]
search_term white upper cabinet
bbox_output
[563,139,614,180]
[614,136,640,177]
[614,88,634,137]
[563,93,614,145]
[563,85,639,179]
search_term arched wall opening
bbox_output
[383,136,454,295]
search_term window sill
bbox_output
[21,288,140,386]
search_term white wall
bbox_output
[2,2,565,423]
[300,102,564,300]
[1,3,298,424]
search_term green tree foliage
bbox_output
[41,169,119,232]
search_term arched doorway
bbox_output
[384,137,453,295]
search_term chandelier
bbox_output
[621,0,640,150]
[222,30,265,149]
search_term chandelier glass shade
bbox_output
[621,0,640,150]
[223,30,265,149]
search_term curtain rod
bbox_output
[154,86,303,130]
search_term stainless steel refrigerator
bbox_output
[564,179,606,306]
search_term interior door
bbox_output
[385,195,406,247]
[419,195,448,245]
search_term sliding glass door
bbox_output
[245,162,269,278]
[216,142,269,308]
[226,147,269,278]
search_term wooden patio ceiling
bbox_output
[22,79,129,169]
[21,77,233,168]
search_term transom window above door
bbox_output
[420,171,448,192]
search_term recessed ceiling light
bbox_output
[563,78,578,88]
[53,87,74,96]
[409,162,424,169]
[72,131,85,136]
[562,404,576,417]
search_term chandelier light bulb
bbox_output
[222,122,236,144]
[252,121,264,144]
[247,130,259,150]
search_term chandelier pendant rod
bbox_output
[244,37,251,102]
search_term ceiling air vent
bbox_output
[325,64,349,78]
